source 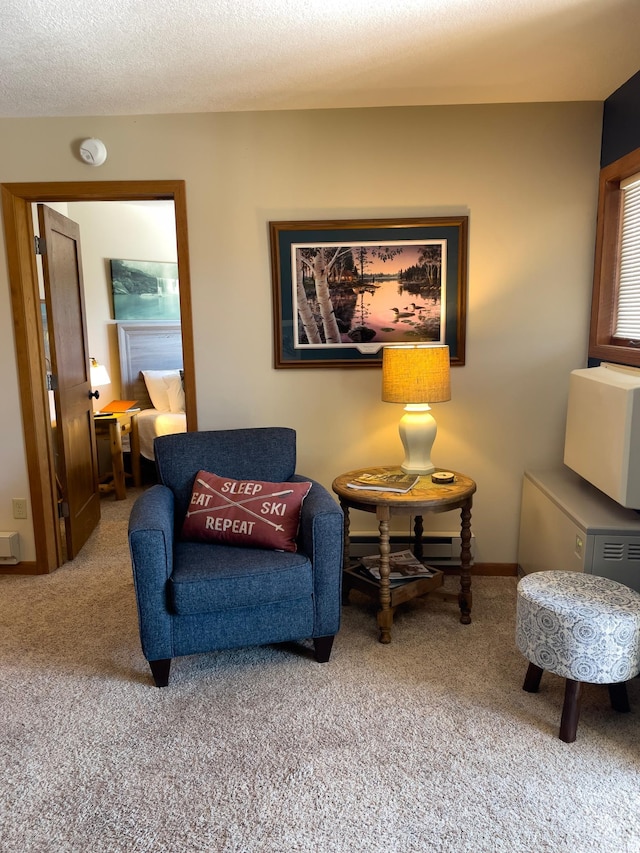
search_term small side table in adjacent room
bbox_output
[332,466,476,643]
[93,409,140,500]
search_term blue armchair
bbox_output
[128,427,344,686]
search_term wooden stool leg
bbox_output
[608,682,630,713]
[559,678,582,743]
[523,662,544,693]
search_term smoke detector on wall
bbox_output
[79,138,107,166]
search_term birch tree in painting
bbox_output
[298,247,345,344]
[418,245,442,292]
[295,251,322,344]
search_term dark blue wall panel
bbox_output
[601,70,640,167]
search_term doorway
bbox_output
[1,180,197,574]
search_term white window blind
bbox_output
[614,171,640,339]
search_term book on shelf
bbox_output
[354,549,437,585]
[346,472,420,493]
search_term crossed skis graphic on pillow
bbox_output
[186,477,295,533]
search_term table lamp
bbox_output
[381,344,451,474]
[89,357,111,389]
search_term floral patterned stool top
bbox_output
[516,570,640,684]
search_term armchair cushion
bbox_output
[181,470,312,552]
[169,542,313,615]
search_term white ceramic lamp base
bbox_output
[398,404,437,474]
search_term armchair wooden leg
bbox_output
[313,636,335,663]
[149,658,171,687]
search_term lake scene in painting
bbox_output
[292,240,446,351]
[110,259,180,321]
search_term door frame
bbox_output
[1,180,197,574]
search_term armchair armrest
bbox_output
[294,476,344,637]
[128,484,176,661]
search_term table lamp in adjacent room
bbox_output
[381,344,451,474]
[89,357,111,394]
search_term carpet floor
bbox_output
[1,490,639,852]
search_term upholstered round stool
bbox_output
[516,571,640,742]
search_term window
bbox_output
[614,172,640,338]
[589,147,640,366]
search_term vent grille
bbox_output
[594,535,640,568]
[602,542,625,561]
[589,535,640,592]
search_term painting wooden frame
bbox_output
[270,217,468,368]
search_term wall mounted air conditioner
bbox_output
[564,362,640,508]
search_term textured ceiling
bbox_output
[2,0,639,118]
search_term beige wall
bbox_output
[0,103,603,564]
[66,200,178,406]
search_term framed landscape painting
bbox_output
[110,259,180,321]
[269,216,468,368]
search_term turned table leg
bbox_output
[458,499,473,624]
[340,501,351,605]
[413,514,424,561]
[376,508,393,644]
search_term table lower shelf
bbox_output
[343,564,444,607]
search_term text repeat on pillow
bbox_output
[181,470,312,552]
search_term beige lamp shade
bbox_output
[381,344,451,404]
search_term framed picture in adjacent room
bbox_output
[110,259,180,321]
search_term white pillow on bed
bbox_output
[141,369,184,413]
[166,375,185,413]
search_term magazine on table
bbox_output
[356,549,437,584]
[346,472,420,493]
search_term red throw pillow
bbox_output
[181,470,312,552]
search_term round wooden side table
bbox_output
[332,466,476,643]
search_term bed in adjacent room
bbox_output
[117,321,187,463]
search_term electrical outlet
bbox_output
[12,498,27,520]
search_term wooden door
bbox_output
[38,204,101,558]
